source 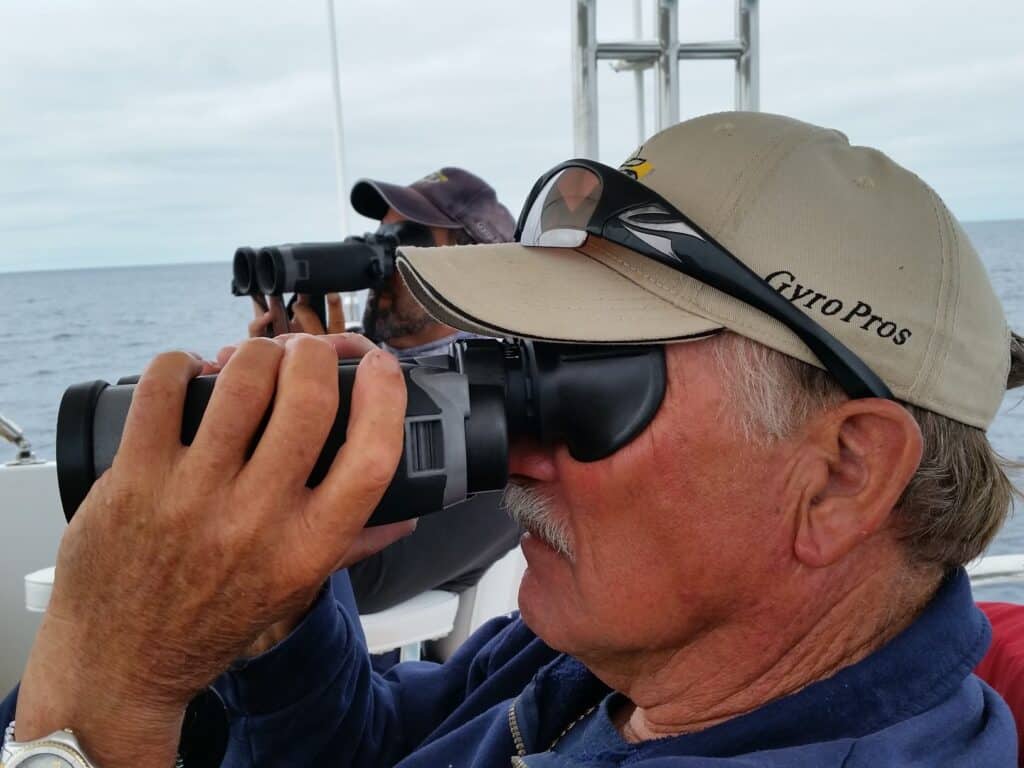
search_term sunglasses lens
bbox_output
[520,167,603,248]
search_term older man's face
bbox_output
[506,337,799,659]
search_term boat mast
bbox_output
[326,0,349,235]
[326,0,365,325]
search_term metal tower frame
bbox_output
[572,0,760,158]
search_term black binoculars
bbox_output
[56,339,667,527]
[232,221,434,298]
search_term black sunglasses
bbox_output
[513,159,893,401]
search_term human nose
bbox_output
[508,438,558,483]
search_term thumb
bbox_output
[334,520,418,570]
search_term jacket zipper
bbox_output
[508,700,528,761]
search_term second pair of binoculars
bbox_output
[232,220,435,297]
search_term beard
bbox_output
[362,288,433,344]
[502,479,575,561]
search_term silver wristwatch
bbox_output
[1,721,98,767]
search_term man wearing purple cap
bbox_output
[343,167,521,614]
[350,166,515,353]
[252,166,522,615]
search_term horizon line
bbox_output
[1,215,1021,276]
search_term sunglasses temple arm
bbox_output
[676,243,894,401]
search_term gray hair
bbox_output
[708,331,1024,571]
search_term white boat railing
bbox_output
[0,412,44,467]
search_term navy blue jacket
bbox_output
[2,568,1016,766]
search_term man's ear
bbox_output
[789,399,923,568]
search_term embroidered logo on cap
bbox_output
[620,148,653,180]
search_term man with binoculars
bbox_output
[246,167,523,616]
[2,113,1020,766]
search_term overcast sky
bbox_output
[0,0,1021,273]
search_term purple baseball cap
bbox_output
[350,167,515,244]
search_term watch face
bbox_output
[15,755,78,767]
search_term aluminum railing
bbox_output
[0,412,42,466]
[572,0,759,159]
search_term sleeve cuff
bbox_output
[221,581,356,716]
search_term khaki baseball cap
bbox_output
[396,112,1011,429]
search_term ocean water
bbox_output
[1,222,1024,598]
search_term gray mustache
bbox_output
[502,481,575,561]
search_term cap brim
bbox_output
[351,179,461,228]
[396,237,723,343]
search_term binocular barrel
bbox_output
[57,344,514,528]
[255,241,390,295]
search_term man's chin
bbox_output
[518,531,573,607]
[516,563,577,654]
